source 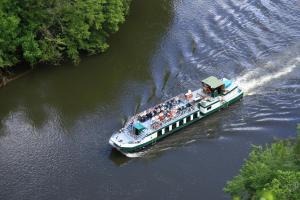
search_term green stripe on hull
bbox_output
[118,113,202,153]
[118,92,243,153]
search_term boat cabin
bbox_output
[133,122,146,135]
[202,76,225,97]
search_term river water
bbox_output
[1,0,300,199]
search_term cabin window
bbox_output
[190,115,193,121]
[197,112,200,117]
[179,120,183,126]
[158,129,162,137]
[176,121,180,127]
[193,113,197,119]
[169,125,172,131]
[162,128,165,134]
[186,116,190,123]
[207,106,212,110]
[172,123,176,129]
[183,118,187,124]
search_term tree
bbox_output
[224,127,300,200]
[0,9,20,67]
[0,0,131,69]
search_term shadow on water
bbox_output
[109,149,132,166]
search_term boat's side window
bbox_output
[164,127,167,134]
[186,116,190,123]
[172,123,176,130]
[207,106,212,110]
[179,119,183,126]
[158,129,162,136]
[193,113,197,119]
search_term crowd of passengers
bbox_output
[137,97,193,123]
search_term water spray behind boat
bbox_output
[235,57,300,96]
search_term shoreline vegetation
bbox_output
[224,124,300,200]
[0,0,132,87]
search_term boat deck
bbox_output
[113,88,209,143]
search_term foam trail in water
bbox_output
[123,151,147,158]
[236,57,300,95]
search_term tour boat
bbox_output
[109,76,243,155]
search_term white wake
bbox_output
[235,57,300,95]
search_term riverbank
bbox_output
[0,71,30,88]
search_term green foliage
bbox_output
[295,124,300,163]
[224,128,300,200]
[0,10,20,67]
[0,0,131,68]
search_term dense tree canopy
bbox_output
[225,126,300,200]
[0,0,131,68]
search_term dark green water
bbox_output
[1,0,300,199]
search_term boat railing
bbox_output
[122,90,202,138]
[148,105,197,131]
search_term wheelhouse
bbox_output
[202,76,225,97]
